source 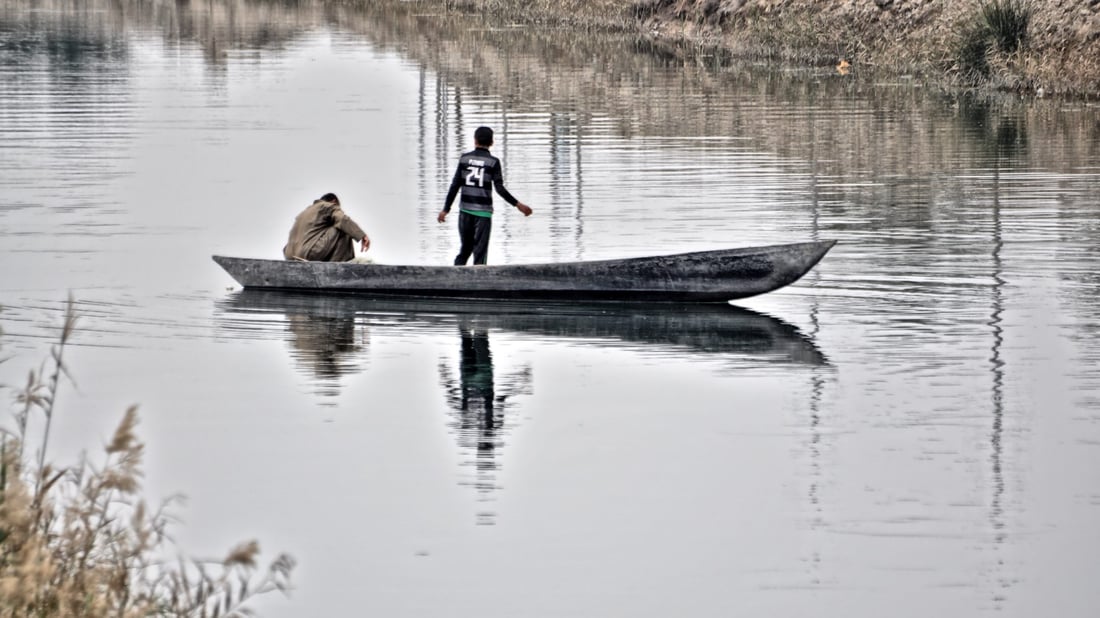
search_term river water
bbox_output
[2,1,1099,616]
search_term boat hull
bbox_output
[212,241,835,303]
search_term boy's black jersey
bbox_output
[443,147,518,216]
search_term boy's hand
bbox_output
[437,210,448,223]
[516,203,533,216]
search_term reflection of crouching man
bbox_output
[283,192,371,262]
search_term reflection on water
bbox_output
[284,307,368,404]
[7,0,1098,266]
[216,289,829,371]
[216,289,829,525]
[438,322,532,526]
[207,292,371,403]
[986,146,1009,609]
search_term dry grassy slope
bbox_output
[460,0,1100,96]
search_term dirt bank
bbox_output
[438,0,1100,98]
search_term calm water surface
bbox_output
[2,1,1100,616]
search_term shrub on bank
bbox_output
[957,20,994,81]
[981,0,1032,54]
[954,0,1034,87]
[1,298,294,617]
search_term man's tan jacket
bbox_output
[283,199,367,262]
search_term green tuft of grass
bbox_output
[980,0,1032,54]
[953,0,1032,86]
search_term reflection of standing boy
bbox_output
[438,126,533,265]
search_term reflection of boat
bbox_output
[212,241,835,302]
[215,289,829,366]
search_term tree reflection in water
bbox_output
[438,321,532,526]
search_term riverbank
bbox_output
[430,0,1100,98]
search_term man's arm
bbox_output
[333,207,370,250]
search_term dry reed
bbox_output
[1,296,294,617]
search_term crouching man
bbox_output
[283,192,370,262]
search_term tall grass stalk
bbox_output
[1,299,294,616]
[32,295,76,494]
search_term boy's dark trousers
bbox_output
[454,211,493,265]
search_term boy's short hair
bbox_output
[474,126,494,147]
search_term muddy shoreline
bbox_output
[424,0,1100,98]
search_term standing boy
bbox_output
[438,126,532,265]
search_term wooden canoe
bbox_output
[212,240,835,303]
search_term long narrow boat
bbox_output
[212,240,835,303]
